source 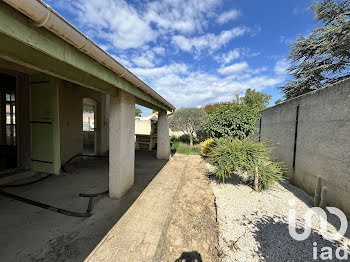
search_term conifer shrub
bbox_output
[208,137,283,191]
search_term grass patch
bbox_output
[176,145,201,155]
[171,141,201,155]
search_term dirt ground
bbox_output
[160,154,219,262]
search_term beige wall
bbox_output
[59,81,109,165]
[259,79,350,216]
[135,119,151,135]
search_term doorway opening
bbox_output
[83,98,96,155]
[0,74,17,171]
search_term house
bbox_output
[135,112,158,151]
[0,0,175,199]
[135,111,184,151]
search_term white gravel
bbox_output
[211,175,350,262]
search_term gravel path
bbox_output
[211,175,350,262]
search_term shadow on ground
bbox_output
[208,170,246,187]
[249,214,348,261]
[174,251,203,262]
[0,150,167,262]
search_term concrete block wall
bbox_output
[260,79,350,216]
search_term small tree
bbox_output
[206,104,260,139]
[135,107,142,117]
[169,108,208,146]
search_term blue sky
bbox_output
[47,0,316,116]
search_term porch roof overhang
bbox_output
[0,0,175,112]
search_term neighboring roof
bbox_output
[150,115,158,122]
[135,113,157,122]
[145,112,158,119]
[143,111,173,122]
[2,0,175,111]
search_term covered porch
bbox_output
[0,1,175,260]
[0,0,174,198]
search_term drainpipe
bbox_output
[2,0,175,111]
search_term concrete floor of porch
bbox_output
[0,151,167,262]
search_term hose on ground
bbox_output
[0,169,101,217]
[0,190,92,217]
[0,173,52,189]
[62,154,108,173]
[79,190,109,213]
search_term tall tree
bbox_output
[241,88,272,111]
[203,101,236,115]
[169,108,208,146]
[274,99,283,105]
[281,0,350,98]
[206,104,260,139]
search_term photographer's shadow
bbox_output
[174,251,202,262]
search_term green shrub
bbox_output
[206,104,260,139]
[171,140,180,152]
[257,158,284,191]
[196,130,210,143]
[175,134,195,145]
[201,138,216,156]
[209,137,283,190]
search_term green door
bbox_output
[30,75,60,175]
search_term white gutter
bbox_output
[3,0,175,111]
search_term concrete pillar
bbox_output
[109,90,135,198]
[157,110,171,160]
